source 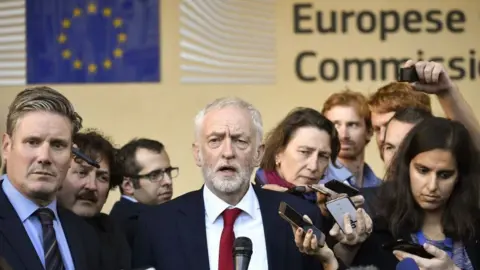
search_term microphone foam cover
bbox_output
[233,237,253,256]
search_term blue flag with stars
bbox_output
[26,0,160,84]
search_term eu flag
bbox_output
[26,0,160,84]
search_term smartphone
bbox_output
[308,184,334,196]
[324,180,360,197]
[398,66,420,82]
[286,186,307,197]
[382,240,434,259]
[325,196,358,233]
[278,201,325,247]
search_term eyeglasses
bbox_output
[131,167,179,182]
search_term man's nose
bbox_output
[84,173,98,191]
[37,143,52,165]
[221,138,235,159]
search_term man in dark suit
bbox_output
[111,138,175,248]
[57,131,131,270]
[0,86,101,270]
[132,97,329,270]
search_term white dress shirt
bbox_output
[203,184,269,270]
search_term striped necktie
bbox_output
[34,208,65,270]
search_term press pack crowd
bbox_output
[0,59,479,270]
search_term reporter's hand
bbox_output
[403,60,455,94]
[393,243,460,270]
[292,215,338,268]
[329,208,372,246]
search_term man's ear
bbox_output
[192,142,202,167]
[2,133,11,161]
[254,144,265,167]
[121,177,135,196]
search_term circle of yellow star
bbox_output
[117,33,127,43]
[103,59,112,69]
[113,18,123,28]
[88,63,97,73]
[62,19,71,29]
[113,48,123,58]
[87,3,97,14]
[73,60,83,69]
[62,49,72,59]
[57,33,67,44]
[103,8,112,17]
[73,8,82,17]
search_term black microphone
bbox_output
[233,237,253,270]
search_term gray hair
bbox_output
[194,97,263,145]
[6,86,82,135]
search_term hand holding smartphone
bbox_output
[278,201,326,247]
[325,196,358,233]
[382,240,434,259]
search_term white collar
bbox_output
[203,183,259,224]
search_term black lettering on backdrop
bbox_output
[295,51,316,81]
[403,11,422,32]
[379,11,400,41]
[319,59,339,81]
[293,3,313,33]
[447,10,466,33]
[293,50,480,82]
[292,5,467,41]
[357,11,376,33]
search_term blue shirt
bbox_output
[2,176,75,270]
[320,161,381,188]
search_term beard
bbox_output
[199,152,255,194]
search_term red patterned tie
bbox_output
[218,208,242,270]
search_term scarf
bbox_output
[255,169,317,203]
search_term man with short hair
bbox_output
[321,90,380,188]
[132,97,329,270]
[57,130,131,270]
[110,138,176,247]
[367,82,432,156]
[0,86,100,270]
[382,107,433,168]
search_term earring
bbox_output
[275,160,280,167]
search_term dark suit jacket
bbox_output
[132,185,325,270]
[359,186,380,217]
[0,183,101,270]
[109,197,149,249]
[85,213,131,270]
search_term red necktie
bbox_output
[218,208,242,270]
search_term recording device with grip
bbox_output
[278,201,326,247]
[398,66,420,82]
[72,147,100,168]
[396,258,420,270]
[233,237,253,270]
[382,240,434,259]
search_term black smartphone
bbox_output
[278,201,325,247]
[382,240,434,259]
[286,186,307,197]
[324,180,360,197]
[398,66,420,82]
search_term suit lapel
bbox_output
[254,186,288,270]
[59,208,88,270]
[0,184,43,270]
[177,188,210,270]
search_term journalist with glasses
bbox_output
[110,138,178,248]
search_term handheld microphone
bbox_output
[233,237,253,270]
[396,258,419,270]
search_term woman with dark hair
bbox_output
[352,117,480,269]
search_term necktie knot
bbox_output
[35,208,55,226]
[222,208,242,227]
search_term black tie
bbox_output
[34,208,65,270]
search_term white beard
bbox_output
[199,151,254,194]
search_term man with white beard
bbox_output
[132,97,337,270]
